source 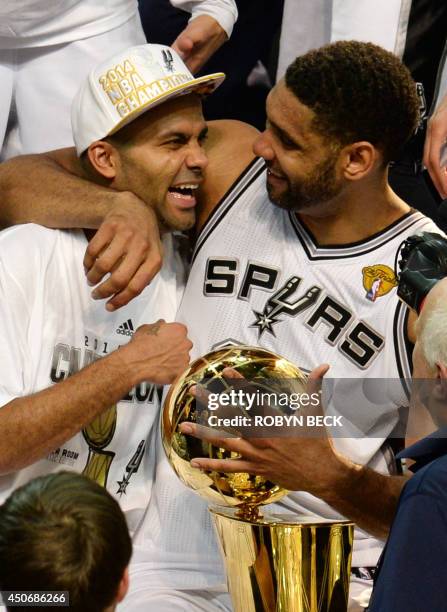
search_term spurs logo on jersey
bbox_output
[204,260,385,369]
[117,440,146,495]
[251,277,321,335]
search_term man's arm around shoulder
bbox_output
[197,119,259,231]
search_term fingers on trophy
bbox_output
[162,345,354,612]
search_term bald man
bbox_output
[367,278,447,611]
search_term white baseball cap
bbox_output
[71,44,225,155]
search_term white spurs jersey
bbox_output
[0,225,184,537]
[137,158,441,586]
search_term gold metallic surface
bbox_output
[82,404,117,486]
[211,508,353,612]
[162,346,354,611]
[162,345,307,511]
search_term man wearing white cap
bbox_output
[0,44,229,592]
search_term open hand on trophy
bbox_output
[179,362,408,539]
[179,364,348,496]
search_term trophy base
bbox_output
[210,507,353,612]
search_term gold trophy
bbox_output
[82,404,117,486]
[162,346,354,612]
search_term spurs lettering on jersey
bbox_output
[204,259,385,370]
[184,159,441,385]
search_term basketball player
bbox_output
[0,42,441,611]
[127,42,442,611]
[0,43,232,552]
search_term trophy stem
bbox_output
[210,508,353,612]
[236,504,262,522]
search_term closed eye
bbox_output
[164,135,188,147]
[198,127,209,144]
[267,119,301,150]
[279,132,298,149]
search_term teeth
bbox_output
[268,169,283,179]
[171,192,194,199]
[173,184,199,190]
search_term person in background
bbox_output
[277,0,447,226]
[139,0,283,129]
[0,0,237,159]
[366,276,447,611]
[0,472,132,612]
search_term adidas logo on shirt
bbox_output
[116,319,134,336]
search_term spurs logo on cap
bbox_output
[162,49,175,73]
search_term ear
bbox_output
[87,141,119,180]
[433,362,447,401]
[116,566,129,603]
[340,141,378,181]
[436,362,447,380]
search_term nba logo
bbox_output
[366,277,382,302]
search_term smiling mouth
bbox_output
[167,183,199,208]
[267,168,287,181]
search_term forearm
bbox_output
[317,456,408,539]
[0,153,119,229]
[0,349,136,474]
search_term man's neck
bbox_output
[297,180,411,246]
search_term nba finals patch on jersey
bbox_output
[362,265,397,302]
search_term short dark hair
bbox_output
[0,472,132,612]
[285,40,420,163]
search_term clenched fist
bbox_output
[120,319,193,385]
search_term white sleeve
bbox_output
[0,254,32,406]
[169,0,238,38]
[0,225,57,407]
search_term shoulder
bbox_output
[197,120,260,230]
[409,210,444,236]
[404,454,447,500]
[206,120,260,154]
[0,225,81,283]
[0,223,59,251]
[0,223,78,249]
[205,120,260,175]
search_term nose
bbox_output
[186,142,208,172]
[253,130,275,162]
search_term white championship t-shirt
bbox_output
[0,224,185,536]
